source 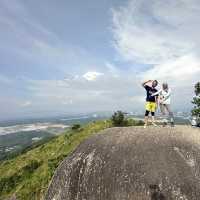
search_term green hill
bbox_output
[0,120,112,200]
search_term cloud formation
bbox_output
[112,0,199,64]
[112,0,200,110]
[20,101,32,107]
[83,71,104,81]
[0,0,199,120]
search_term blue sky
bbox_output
[0,0,200,120]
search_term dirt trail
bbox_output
[45,126,200,200]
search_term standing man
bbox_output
[142,80,158,128]
[151,83,175,127]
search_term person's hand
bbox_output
[146,80,153,87]
[142,80,152,87]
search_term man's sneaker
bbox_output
[144,124,147,129]
[152,122,157,127]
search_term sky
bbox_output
[0,0,200,120]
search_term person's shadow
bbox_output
[149,184,166,200]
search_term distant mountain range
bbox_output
[0,111,191,161]
[0,113,109,161]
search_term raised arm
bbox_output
[151,89,161,96]
[142,80,152,87]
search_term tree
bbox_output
[192,82,200,117]
[111,111,128,127]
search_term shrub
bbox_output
[71,124,81,131]
[22,160,42,174]
[126,118,144,126]
[136,120,145,126]
[111,111,128,127]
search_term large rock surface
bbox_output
[45,126,200,200]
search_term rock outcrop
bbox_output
[45,126,200,200]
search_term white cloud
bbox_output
[23,71,143,114]
[112,0,199,64]
[20,101,32,107]
[62,99,73,105]
[141,54,200,84]
[82,71,104,81]
[129,95,145,103]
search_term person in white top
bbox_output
[152,83,174,126]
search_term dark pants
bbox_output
[145,110,155,116]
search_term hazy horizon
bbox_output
[0,0,199,120]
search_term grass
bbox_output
[0,117,143,200]
[0,120,112,200]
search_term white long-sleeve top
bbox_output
[152,88,171,105]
